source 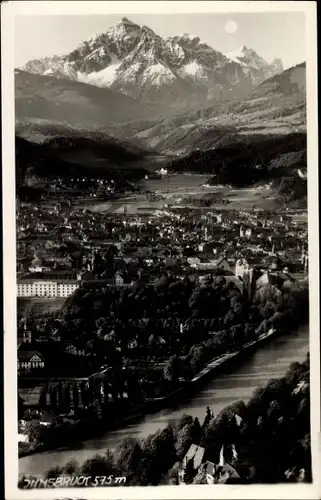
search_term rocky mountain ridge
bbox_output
[21,17,284,107]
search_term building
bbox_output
[114,272,125,286]
[18,329,32,344]
[18,351,45,373]
[214,257,232,274]
[64,343,86,356]
[178,444,205,484]
[205,445,240,484]
[17,279,79,298]
[235,258,254,298]
[205,461,216,484]
[301,248,309,272]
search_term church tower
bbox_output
[235,258,253,300]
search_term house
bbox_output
[256,270,291,293]
[127,339,137,349]
[114,272,125,286]
[205,445,241,484]
[215,463,241,484]
[18,329,32,344]
[205,461,216,484]
[17,279,79,298]
[214,257,232,274]
[18,351,45,373]
[263,254,283,271]
[254,272,283,301]
[64,343,86,356]
[178,444,205,484]
[222,276,244,294]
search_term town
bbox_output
[17,194,308,369]
[17,188,309,462]
[13,9,313,489]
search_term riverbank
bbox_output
[19,326,294,460]
[144,327,281,412]
[19,324,309,476]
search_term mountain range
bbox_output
[15,68,158,143]
[106,62,306,154]
[15,18,306,201]
[21,17,285,107]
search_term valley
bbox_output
[14,12,312,489]
[87,174,283,214]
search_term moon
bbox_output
[224,20,238,34]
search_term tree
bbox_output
[162,461,180,485]
[81,453,114,479]
[61,382,71,414]
[49,386,58,410]
[115,438,142,476]
[267,400,281,421]
[62,459,80,475]
[176,414,194,432]
[163,355,179,383]
[138,425,176,485]
[25,421,44,446]
[38,384,48,409]
[190,344,206,373]
[184,457,197,484]
[175,420,200,460]
[193,464,208,484]
[45,466,64,480]
[72,383,79,410]
[260,301,277,320]
[18,396,26,419]
[202,406,214,434]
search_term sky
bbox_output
[14,12,306,69]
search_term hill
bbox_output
[106,63,306,154]
[15,63,306,156]
[168,133,306,176]
[15,69,156,138]
[253,62,306,98]
[15,134,149,196]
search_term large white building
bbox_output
[17,279,79,298]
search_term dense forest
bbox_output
[169,133,306,188]
[19,352,311,486]
[15,135,147,201]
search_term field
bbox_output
[17,297,67,319]
[88,174,282,213]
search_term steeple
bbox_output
[219,445,225,467]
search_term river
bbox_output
[19,325,309,476]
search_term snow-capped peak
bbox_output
[20,17,284,105]
[226,46,249,64]
[180,33,200,42]
[225,45,280,71]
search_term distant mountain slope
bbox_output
[168,133,307,186]
[15,69,156,135]
[16,61,306,158]
[20,17,284,107]
[111,92,306,154]
[252,62,306,97]
[115,63,306,154]
[16,133,148,190]
[225,45,283,79]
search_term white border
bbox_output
[2,2,320,499]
